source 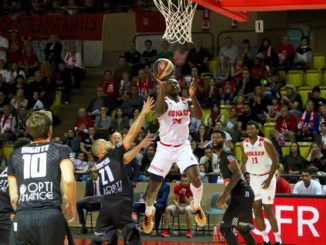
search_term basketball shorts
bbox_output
[9,208,66,245]
[0,212,11,245]
[147,140,198,177]
[222,185,255,229]
[250,174,276,204]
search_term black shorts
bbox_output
[9,208,66,245]
[93,195,136,241]
[222,185,255,229]
[0,212,12,245]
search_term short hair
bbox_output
[247,121,260,130]
[13,137,31,150]
[26,111,53,140]
[302,168,314,175]
[145,39,152,45]
[91,139,106,156]
[212,129,226,139]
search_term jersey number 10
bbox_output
[23,153,47,179]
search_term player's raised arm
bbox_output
[262,139,279,189]
[123,97,154,150]
[188,79,202,120]
[123,133,152,165]
[240,142,248,174]
[60,159,77,224]
[155,78,168,117]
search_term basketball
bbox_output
[153,58,175,81]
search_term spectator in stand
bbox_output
[281,84,303,119]
[256,37,279,68]
[0,29,9,63]
[124,41,141,76]
[119,72,132,98]
[94,106,112,131]
[158,40,173,60]
[64,43,83,90]
[11,105,29,138]
[205,78,220,107]
[318,104,326,129]
[114,56,131,81]
[283,142,306,179]
[214,55,230,85]
[62,128,80,153]
[274,105,297,142]
[198,164,208,183]
[76,169,103,234]
[218,36,238,64]
[44,34,63,72]
[311,86,326,112]
[199,147,220,183]
[230,56,246,85]
[141,144,156,173]
[173,43,189,77]
[141,39,158,68]
[161,175,194,238]
[129,108,147,131]
[275,170,291,194]
[250,57,267,84]
[28,91,44,111]
[213,120,233,150]
[11,75,30,98]
[55,62,72,104]
[266,71,283,100]
[7,29,23,65]
[75,107,93,132]
[225,106,240,144]
[295,36,312,69]
[239,39,255,69]
[0,104,14,139]
[63,0,80,15]
[236,68,257,100]
[111,107,129,133]
[266,97,281,122]
[147,113,159,134]
[220,79,235,105]
[74,152,90,178]
[191,66,205,102]
[192,124,211,149]
[205,103,224,125]
[297,100,320,140]
[186,38,211,74]
[234,95,245,116]
[87,87,109,117]
[136,68,152,99]
[19,44,39,77]
[101,70,119,108]
[275,35,295,71]
[307,142,326,173]
[316,122,326,155]
[237,104,258,137]
[121,85,144,118]
[0,91,10,113]
[249,85,269,123]
[80,126,96,160]
[0,60,10,83]
[292,168,322,195]
[8,62,25,84]
[10,88,28,111]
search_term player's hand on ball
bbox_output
[142,97,155,114]
[155,77,166,87]
[189,78,197,97]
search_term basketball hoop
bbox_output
[153,0,197,44]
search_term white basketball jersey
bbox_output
[243,136,272,175]
[158,96,190,145]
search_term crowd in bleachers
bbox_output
[0,17,326,197]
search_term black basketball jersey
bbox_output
[218,150,247,196]
[0,168,14,213]
[95,144,129,198]
[7,142,73,212]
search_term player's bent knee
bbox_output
[149,173,164,182]
[236,222,255,232]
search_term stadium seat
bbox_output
[201,72,214,78]
[2,144,13,161]
[313,54,326,70]
[202,108,211,123]
[208,59,218,74]
[321,88,326,101]
[286,70,304,88]
[281,142,291,156]
[202,77,211,92]
[111,110,116,120]
[235,142,242,161]
[278,70,286,82]
[50,91,62,114]
[298,87,311,105]
[206,192,225,232]
[323,71,326,85]
[220,104,232,122]
[280,87,286,97]
[304,70,322,88]
[145,109,155,123]
[298,142,312,159]
[263,122,276,139]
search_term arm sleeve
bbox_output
[59,145,74,162]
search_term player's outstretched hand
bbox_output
[189,78,197,97]
[261,178,271,189]
[140,133,153,148]
[142,97,155,114]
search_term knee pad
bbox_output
[121,223,140,244]
[149,173,164,182]
[236,222,255,232]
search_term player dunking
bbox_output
[7,111,77,245]
[212,130,256,245]
[90,97,154,245]
[241,121,282,245]
[143,78,206,234]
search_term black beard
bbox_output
[212,142,224,150]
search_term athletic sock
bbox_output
[190,183,203,210]
[145,205,154,217]
[273,232,282,243]
[260,230,270,243]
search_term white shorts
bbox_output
[250,174,276,205]
[147,140,198,177]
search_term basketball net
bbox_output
[153,0,197,44]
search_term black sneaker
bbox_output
[263,242,272,245]
[79,227,88,234]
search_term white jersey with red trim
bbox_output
[243,136,272,175]
[158,96,190,145]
